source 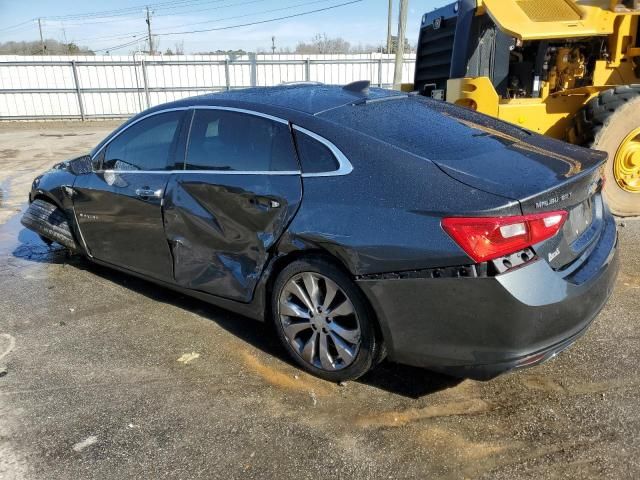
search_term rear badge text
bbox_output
[535,192,572,209]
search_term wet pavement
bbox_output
[0,122,639,479]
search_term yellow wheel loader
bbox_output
[414,0,640,216]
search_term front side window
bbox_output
[103,111,182,171]
[185,109,299,172]
[293,130,340,174]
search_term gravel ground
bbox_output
[0,122,639,480]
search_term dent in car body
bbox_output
[163,173,302,303]
[29,159,88,249]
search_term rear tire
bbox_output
[271,257,382,382]
[574,85,640,216]
[21,199,79,251]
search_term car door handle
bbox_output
[135,188,162,198]
[250,197,280,209]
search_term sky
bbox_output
[0,0,443,54]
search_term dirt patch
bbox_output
[355,398,493,428]
[39,133,94,138]
[566,377,640,395]
[521,375,566,393]
[240,351,333,396]
[0,149,18,160]
[619,271,640,289]
[420,426,508,461]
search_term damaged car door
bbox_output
[73,110,187,281]
[163,107,303,303]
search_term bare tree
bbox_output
[0,39,94,55]
[295,34,351,54]
[295,34,387,54]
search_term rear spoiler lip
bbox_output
[518,157,606,214]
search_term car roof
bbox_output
[169,83,406,116]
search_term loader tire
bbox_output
[21,199,79,251]
[574,85,640,216]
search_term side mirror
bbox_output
[91,153,103,172]
[66,155,95,175]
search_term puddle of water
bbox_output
[0,204,65,264]
[0,178,8,208]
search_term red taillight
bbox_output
[442,210,568,263]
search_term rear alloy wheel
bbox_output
[272,259,381,382]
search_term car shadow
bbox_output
[11,233,463,399]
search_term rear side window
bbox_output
[185,109,299,172]
[293,130,340,174]
[103,111,182,171]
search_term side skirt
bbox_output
[88,256,267,321]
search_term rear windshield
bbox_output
[319,96,532,161]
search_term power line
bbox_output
[153,0,268,17]
[153,0,334,32]
[71,1,291,43]
[34,0,270,29]
[50,0,271,43]
[0,0,230,31]
[0,18,36,34]
[95,0,361,53]
[45,0,247,21]
[19,0,362,53]
[69,30,148,44]
[93,37,147,53]
[44,0,218,20]
[65,0,341,45]
[155,0,363,37]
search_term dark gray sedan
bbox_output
[22,82,619,382]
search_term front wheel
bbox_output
[271,258,382,382]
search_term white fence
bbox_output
[0,53,416,120]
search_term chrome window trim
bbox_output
[92,107,190,160]
[97,169,301,175]
[192,105,290,125]
[292,125,353,177]
[91,105,352,177]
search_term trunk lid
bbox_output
[429,119,606,270]
[428,119,606,209]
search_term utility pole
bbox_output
[386,0,393,54]
[145,6,154,55]
[38,18,45,55]
[392,0,408,90]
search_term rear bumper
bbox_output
[357,214,619,380]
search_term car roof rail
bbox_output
[279,81,324,86]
